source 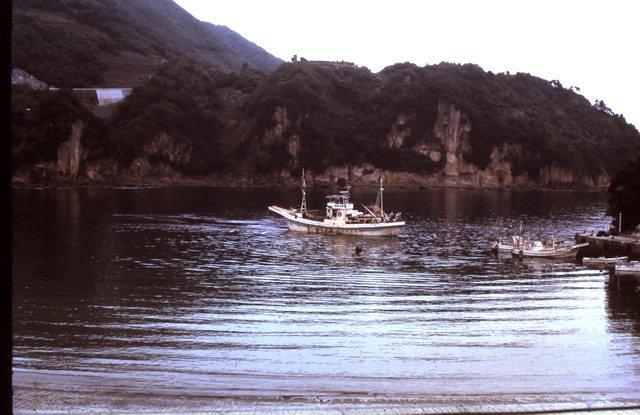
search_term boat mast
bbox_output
[345,181,352,204]
[518,220,523,247]
[379,177,384,217]
[619,212,622,234]
[300,169,307,213]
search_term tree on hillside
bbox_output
[11,85,108,170]
[109,59,226,173]
[607,151,640,233]
[550,79,563,89]
[594,99,614,116]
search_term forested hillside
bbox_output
[10,1,640,188]
[12,58,640,188]
[12,0,282,87]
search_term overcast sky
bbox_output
[175,0,639,128]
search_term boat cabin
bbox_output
[325,190,364,221]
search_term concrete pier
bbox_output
[576,233,640,260]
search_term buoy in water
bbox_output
[355,245,363,255]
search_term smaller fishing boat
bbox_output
[614,261,640,277]
[490,220,526,254]
[512,237,588,259]
[492,235,526,253]
[582,256,628,268]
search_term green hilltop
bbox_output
[12,0,282,87]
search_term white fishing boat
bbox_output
[492,241,514,253]
[492,235,526,253]
[490,220,526,253]
[512,237,588,259]
[582,256,628,268]
[269,172,405,237]
[614,261,640,276]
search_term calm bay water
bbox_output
[12,187,640,413]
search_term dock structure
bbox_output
[576,232,640,260]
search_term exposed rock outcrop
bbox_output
[57,120,84,179]
[306,161,606,190]
[143,132,192,167]
[287,134,301,159]
[83,159,119,182]
[433,100,472,177]
[9,100,614,189]
[370,100,607,189]
[262,106,302,167]
[387,114,412,148]
[303,101,609,190]
[263,106,291,144]
[125,133,192,181]
[13,119,86,184]
[127,156,183,181]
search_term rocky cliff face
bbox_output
[125,133,192,180]
[387,114,412,149]
[138,101,609,188]
[12,124,196,185]
[13,119,88,184]
[305,100,609,189]
[261,106,302,166]
[434,100,472,177]
[10,101,612,189]
[56,120,84,179]
[263,106,291,144]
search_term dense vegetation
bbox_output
[10,59,270,175]
[11,58,640,183]
[12,0,281,87]
[109,60,227,173]
[239,61,448,174]
[11,85,108,171]
[607,150,640,233]
[420,64,638,178]
[238,61,640,177]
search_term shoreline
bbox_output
[12,368,640,414]
[10,177,609,192]
[12,162,611,191]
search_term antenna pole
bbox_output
[300,169,307,213]
[379,177,384,218]
[619,212,622,234]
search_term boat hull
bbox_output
[269,205,404,236]
[583,256,628,267]
[492,243,515,253]
[614,264,640,276]
[511,243,588,259]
